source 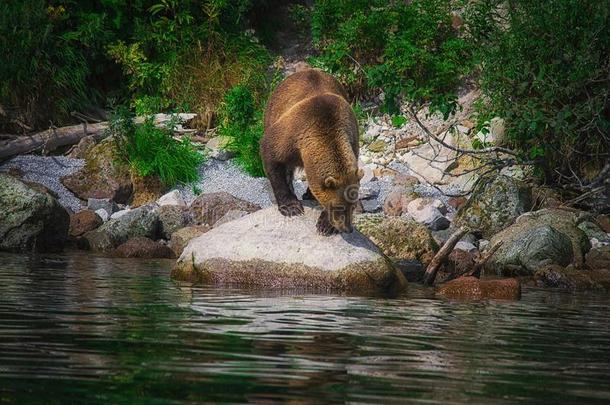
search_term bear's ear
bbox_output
[357,168,364,179]
[324,176,338,188]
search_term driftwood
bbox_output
[423,226,470,285]
[0,122,108,163]
[464,241,503,278]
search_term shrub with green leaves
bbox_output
[466,0,610,183]
[310,0,471,116]
[0,1,109,131]
[107,0,272,124]
[218,85,266,177]
[112,110,204,186]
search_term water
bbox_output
[1,252,610,404]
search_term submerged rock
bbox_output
[534,265,610,291]
[436,276,521,300]
[172,206,406,293]
[114,237,174,259]
[0,174,70,252]
[454,175,532,238]
[354,214,438,266]
[486,209,591,276]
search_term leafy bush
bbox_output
[0,1,110,131]
[1,0,271,132]
[112,110,204,186]
[310,0,471,116]
[107,0,271,127]
[466,0,610,182]
[218,85,266,177]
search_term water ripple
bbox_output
[1,251,610,403]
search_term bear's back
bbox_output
[264,69,348,131]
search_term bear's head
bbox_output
[310,168,364,233]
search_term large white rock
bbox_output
[172,206,406,293]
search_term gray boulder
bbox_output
[172,206,406,293]
[486,209,591,276]
[578,221,610,245]
[189,192,261,226]
[0,174,70,252]
[157,205,192,239]
[82,206,159,252]
[454,175,531,238]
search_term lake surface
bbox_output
[1,252,610,404]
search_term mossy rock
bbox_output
[354,214,439,266]
[486,209,591,276]
[454,175,532,238]
[61,137,133,204]
[0,174,69,252]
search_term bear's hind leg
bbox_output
[266,161,304,217]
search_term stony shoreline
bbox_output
[1,102,609,298]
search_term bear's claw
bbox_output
[316,212,339,236]
[279,200,304,217]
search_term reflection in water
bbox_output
[1,251,610,403]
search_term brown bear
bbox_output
[261,69,362,235]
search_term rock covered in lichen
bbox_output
[486,209,591,276]
[0,174,69,252]
[454,175,532,238]
[354,214,438,266]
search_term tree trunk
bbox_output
[0,122,108,163]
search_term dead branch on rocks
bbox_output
[0,122,108,162]
[465,241,503,278]
[423,226,470,285]
[403,105,536,197]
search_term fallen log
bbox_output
[0,122,108,163]
[423,226,470,286]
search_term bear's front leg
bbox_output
[265,161,304,217]
[316,210,339,236]
[278,199,304,217]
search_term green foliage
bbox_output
[218,85,265,177]
[466,0,610,181]
[1,0,269,132]
[391,115,408,128]
[310,0,471,116]
[0,1,109,131]
[106,0,271,127]
[112,109,204,186]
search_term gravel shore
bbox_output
[0,155,85,213]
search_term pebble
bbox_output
[95,208,109,222]
[455,241,477,252]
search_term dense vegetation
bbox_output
[111,110,203,186]
[466,0,610,183]
[310,0,471,117]
[1,0,608,187]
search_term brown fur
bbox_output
[261,69,362,235]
